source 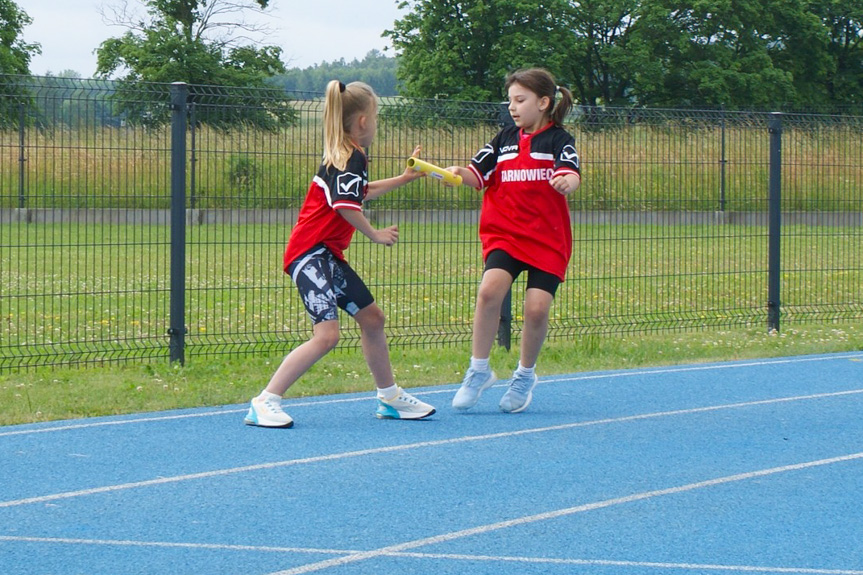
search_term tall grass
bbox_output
[3,104,862,211]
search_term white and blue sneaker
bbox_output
[499,371,538,413]
[244,396,294,428]
[376,388,436,420]
[452,368,496,410]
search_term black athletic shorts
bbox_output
[484,249,561,296]
[287,246,374,324]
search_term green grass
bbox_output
[3,221,861,366]
[1,322,861,426]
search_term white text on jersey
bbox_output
[500,168,555,183]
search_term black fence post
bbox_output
[767,113,783,333]
[189,102,197,210]
[719,107,726,212]
[496,101,513,351]
[18,103,26,209]
[169,83,189,364]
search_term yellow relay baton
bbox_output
[406,157,463,186]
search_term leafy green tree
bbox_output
[618,0,862,110]
[385,0,576,101]
[386,0,861,111]
[95,0,293,128]
[29,73,119,129]
[625,0,799,108]
[0,0,37,75]
[0,0,40,126]
[564,0,638,106]
[813,0,863,107]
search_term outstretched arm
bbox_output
[366,146,425,200]
[444,165,481,189]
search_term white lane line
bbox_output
[2,352,860,438]
[0,535,357,556]
[267,452,863,575]
[390,551,863,574]
[3,536,862,574]
[2,388,862,509]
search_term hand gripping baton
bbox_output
[406,157,463,186]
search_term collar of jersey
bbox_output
[519,121,554,141]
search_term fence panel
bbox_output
[1,77,174,368]
[777,113,863,324]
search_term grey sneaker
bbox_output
[499,371,538,413]
[452,368,496,410]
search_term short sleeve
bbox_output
[554,130,580,176]
[468,130,506,189]
[326,149,368,211]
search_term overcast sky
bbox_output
[18,0,407,77]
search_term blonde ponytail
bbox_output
[322,80,377,171]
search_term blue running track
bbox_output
[2,352,863,575]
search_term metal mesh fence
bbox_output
[1,75,861,369]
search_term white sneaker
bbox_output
[244,396,294,428]
[376,388,436,420]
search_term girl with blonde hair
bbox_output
[245,80,435,427]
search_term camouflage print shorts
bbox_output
[288,246,374,324]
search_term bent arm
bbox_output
[337,208,398,246]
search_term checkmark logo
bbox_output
[337,172,363,197]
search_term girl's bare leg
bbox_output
[471,269,515,359]
[354,303,395,389]
[265,319,340,396]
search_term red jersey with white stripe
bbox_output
[468,122,580,280]
[283,148,367,272]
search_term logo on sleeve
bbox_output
[336,172,364,198]
[561,145,580,169]
[472,145,495,164]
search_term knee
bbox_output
[523,300,550,327]
[312,326,340,352]
[476,284,505,310]
[359,305,386,333]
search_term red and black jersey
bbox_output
[283,148,367,272]
[469,122,580,281]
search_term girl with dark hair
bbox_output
[446,68,581,414]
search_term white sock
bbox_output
[515,362,535,378]
[470,357,490,372]
[377,384,399,401]
[257,390,282,403]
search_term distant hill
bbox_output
[268,50,398,97]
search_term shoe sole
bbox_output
[244,414,294,428]
[452,376,497,410]
[376,407,437,420]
